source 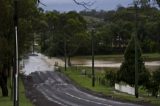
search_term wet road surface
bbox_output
[23,54,142,106]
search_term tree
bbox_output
[63,12,87,66]
[41,11,87,66]
[0,0,14,97]
[79,4,160,54]
[108,21,133,53]
[95,24,113,54]
[0,0,39,97]
[117,35,150,87]
[146,68,160,97]
[105,70,117,86]
[0,37,11,96]
[156,0,160,6]
[139,0,160,7]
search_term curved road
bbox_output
[23,54,142,106]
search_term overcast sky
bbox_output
[39,0,133,12]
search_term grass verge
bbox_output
[62,67,160,106]
[0,77,33,106]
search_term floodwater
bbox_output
[22,54,53,75]
[21,53,160,73]
[71,60,160,68]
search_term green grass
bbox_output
[143,53,160,61]
[62,67,160,106]
[63,67,113,95]
[72,53,160,62]
[0,77,33,106]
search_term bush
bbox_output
[100,77,107,86]
[104,70,117,86]
[146,68,160,97]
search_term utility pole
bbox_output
[64,38,67,71]
[13,0,19,106]
[134,0,139,98]
[33,34,35,54]
[91,29,95,87]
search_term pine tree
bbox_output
[117,34,150,87]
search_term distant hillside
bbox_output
[82,15,104,26]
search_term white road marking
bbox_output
[37,85,80,106]
[40,90,67,106]
[65,92,112,106]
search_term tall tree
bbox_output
[117,35,150,87]
[41,11,87,66]
[0,0,13,97]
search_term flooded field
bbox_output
[71,59,160,71]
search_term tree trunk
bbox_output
[68,56,72,67]
[152,88,158,98]
[0,64,9,97]
[0,76,8,96]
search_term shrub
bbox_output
[146,68,160,97]
[104,70,117,86]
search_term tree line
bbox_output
[38,2,160,63]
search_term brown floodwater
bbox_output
[71,59,160,68]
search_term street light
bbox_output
[91,28,95,87]
[64,38,67,71]
[13,0,19,106]
[134,0,139,98]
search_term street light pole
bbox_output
[14,0,19,106]
[134,0,139,98]
[91,29,95,87]
[64,38,67,71]
[32,34,35,54]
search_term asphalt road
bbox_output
[23,54,142,106]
